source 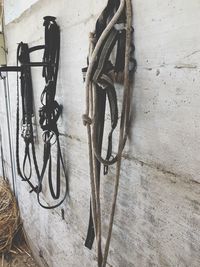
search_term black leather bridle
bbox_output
[38,16,68,209]
[0,16,68,209]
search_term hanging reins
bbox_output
[37,16,68,209]
[15,16,68,209]
[16,42,40,193]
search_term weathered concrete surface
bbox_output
[0,0,200,266]
[131,0,200,183]
[4,0,39,25]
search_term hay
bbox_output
[0,179,20,253]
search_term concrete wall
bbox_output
[0,0,200,266]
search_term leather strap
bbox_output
[16,17,68,209]
[37,16,68,209]
[16,42,39,193]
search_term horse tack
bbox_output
[0,16,68,209]
[16,42,40,194]
[37,16,68,209]
[0,3,135,265]
[82,0,135,266]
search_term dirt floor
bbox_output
[0,245,39,267]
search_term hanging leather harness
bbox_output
[82,0,135,266]
[16,42,40,193]
[1,16,68,209]
[38,16,68,209]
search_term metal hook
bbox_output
[0,70,5,80]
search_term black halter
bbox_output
[1,16,68,209]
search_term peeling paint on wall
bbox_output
[4,0,39,25]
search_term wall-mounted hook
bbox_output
[0,71,6,80]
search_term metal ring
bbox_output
[42,130,57,145]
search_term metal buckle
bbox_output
[21,123,31,140]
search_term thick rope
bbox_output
[83,0,133,266]
[84,0,125,117]
[102,1,132,266]
[84,0,129,169]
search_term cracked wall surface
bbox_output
[0,0,200,266]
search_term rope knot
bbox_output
[82,114,92,126]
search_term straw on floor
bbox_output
[0,178,20,253]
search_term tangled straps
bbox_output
[38,16,68,209]
[16,16,68,209]
[83,0,135,266]
[16,42,40,193]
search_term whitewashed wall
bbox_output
[0,0,200,266]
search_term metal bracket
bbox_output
[0,61,55,73]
